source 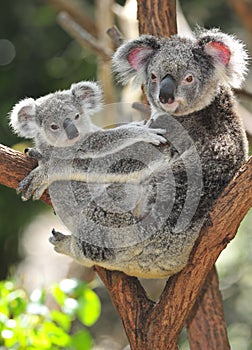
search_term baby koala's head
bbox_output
[10,81,103,147]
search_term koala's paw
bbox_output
[17,167,48,201]
[24,148,43,161]
[49,229,72,254]
[144,127,167,145]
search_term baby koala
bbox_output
[10,81,166,200]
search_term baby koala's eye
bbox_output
[50,123,59,131]
[182,74,194,85]
[151,73,157,83]
[74,114,80,120]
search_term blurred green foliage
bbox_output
[0,278,100,350]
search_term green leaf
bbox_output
[29,328,51,349]
[70,330,92,350]
[0,312,8,324]
[51,284,66,307]
[7,290,27,316]
[50,310,71,332]
[42,321,71,346]
[77,289,101,326]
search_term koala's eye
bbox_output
[50,123,59,131]
[182,74,194,85]
[74,114,80,120]
[186,75,193,83]
[151,73,157,83]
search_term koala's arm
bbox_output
[18,145,165,201]
[77,124,167,159]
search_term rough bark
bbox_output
[186,266,230,350]
[0,144,51,205]
[137,0,177,36]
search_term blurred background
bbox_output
[0,0,252,349]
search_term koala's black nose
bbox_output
[63,118,79,140]
[159,75,176,104]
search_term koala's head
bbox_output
[112,28,248,116]
[10,81,103,147]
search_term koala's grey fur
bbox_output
[10,81,166,200]
[14,29,249,278]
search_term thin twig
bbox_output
[132,102,151,118]
[235,88,252,100]
[107,25,124,48]
[57,12,112,61]
[45,0,97,37]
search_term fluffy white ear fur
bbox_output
[198,29,249,88]
[9,98,38,138]
[70,81,103,114]
[112,35,160,85]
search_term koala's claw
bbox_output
[17,167,48,201]
[24,148,43,160]
[17,173,33,197]
[50,228,66,243]
[32,184,48,201]
[146,128,167,145]
[49,229,71,254]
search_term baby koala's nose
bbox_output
[159,74,176,104]
[63,118,79,140]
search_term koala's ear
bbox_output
[9,98,38,139]
[196,28,249,88]
[112,35,161,85]
[71,81,103,114]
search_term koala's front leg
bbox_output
[17,164,49,201]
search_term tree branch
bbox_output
[107,25,124,49]
[94,267,155,350]
[0,144,51,205]
[186,266,230,349]
[57,12,112,61]
[45,0,98,37]
[95,0,115,106]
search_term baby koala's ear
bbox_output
[70,81,103,115]
[9,98,38,139]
